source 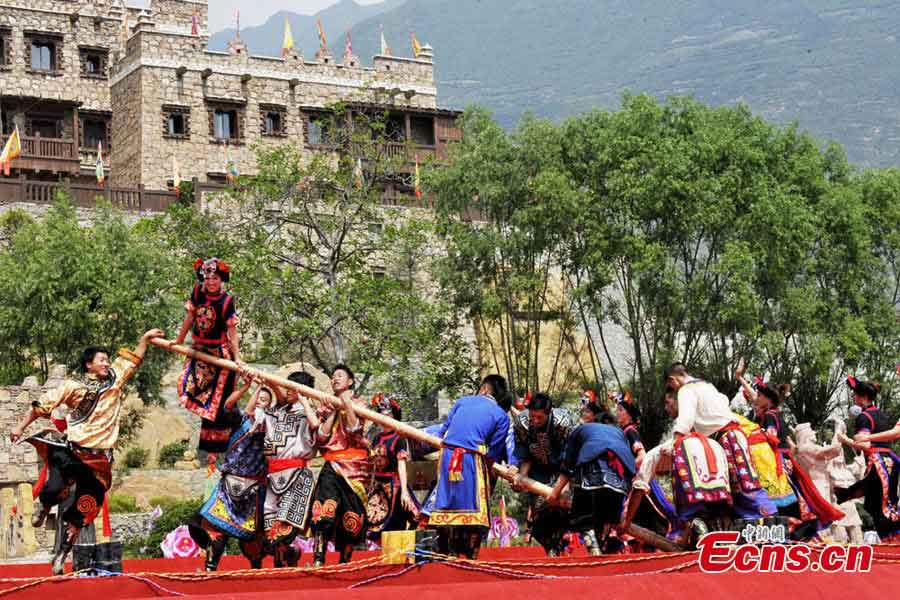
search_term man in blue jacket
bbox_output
[427,374,518,558]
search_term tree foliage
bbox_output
[429,96,900,444]
[0,195,183,403]
[150,104,474,414]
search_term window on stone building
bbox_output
[31,42,55,71]
[29,118,60,139]
[386,114,406,142]
[0,28,10,68]
[410,116,435,146]
[260,105,287,137]
[162,105,191,139]
[306,113,333,146]
[169,114,185,135]
[214,109,238,141]
[82,119,107,150]
[264,112,282,135]
[80,47,109,79]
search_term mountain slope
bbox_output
[208,0,405,58]
[341,0,900,167]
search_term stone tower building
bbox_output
[0,0,460,191]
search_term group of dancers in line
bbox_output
[7,257,900,573]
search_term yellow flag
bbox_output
[317,19,328,50]
[282,18,294,57]
[411,32,422,57]
[0,125,22,177]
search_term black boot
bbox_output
[339,543,354,564]
[205,538,227,572]
[51,526,79,575]
[32,503,51,528]
[285,545,300,568]
[313,532,328,567]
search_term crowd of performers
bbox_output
[7,258,900,574]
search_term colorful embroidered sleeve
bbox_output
[110,348,142,390]
[396,437,410,461]
[224,294,239,327]
[31,380,84,417]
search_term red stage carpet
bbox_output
[2,545,897,599]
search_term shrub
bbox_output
[122,497,203,559]
[147,496,186,514]
[158,441,189,468]
[108,493,139,513]
[124,447,149,469]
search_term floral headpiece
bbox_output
[371,392,401,418]
[194,257,231,283]
[846,375,878,399]
[614,390,640,422]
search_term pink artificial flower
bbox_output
[160,524,201,558]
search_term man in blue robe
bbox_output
[427,374,518,558]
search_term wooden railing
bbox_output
[0,133,77,160]
[0,175,181,212]
[347,141,439,163]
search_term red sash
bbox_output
[267,457,308,472]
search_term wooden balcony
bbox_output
[0,133,81,175]
[0,175,180,212]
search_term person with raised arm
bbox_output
[9,329,165,574]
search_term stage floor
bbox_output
[2,545,896,599]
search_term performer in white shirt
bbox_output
[665,363,776,519]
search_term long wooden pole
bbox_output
[151,338,681,552]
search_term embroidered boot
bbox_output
[204,538,227,571]
[51,525,80,575]
[313,532,328,567]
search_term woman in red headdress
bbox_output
[174,258,243,454]
[365,393,421,541]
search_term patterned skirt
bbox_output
[177,343,238,453]
[310,463,368,544]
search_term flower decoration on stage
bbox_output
[487,496,519,547]
[194,257,231,282]
[160,524,201,558]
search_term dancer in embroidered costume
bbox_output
[835,377,900,542]
[624,389,731,547]
[311,364,373,566]
[511,392,577,556]
[188,374,267,571]
[612,390,676,546]
[428,374,517,559]
[174,258,243,455]
[734,367,798,513]
[366,393,421,541]
[664,363,776,520]
[546,420,635,553]
[10,329,165,574]
[750,376,843,539]
[261,371,321,567]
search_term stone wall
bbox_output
[110,23,439,188]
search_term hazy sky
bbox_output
[206,0,384,32]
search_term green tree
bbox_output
[428,107,581,396]
[560,94,899,441]
[150,103,473,411]
[0,194,183,404]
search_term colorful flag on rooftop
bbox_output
[282,18,294,57]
